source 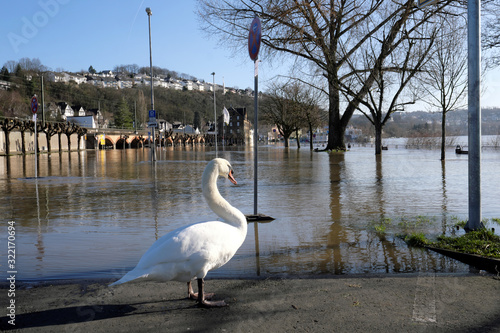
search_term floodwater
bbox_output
[1,144,500,281]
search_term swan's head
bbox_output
[211,158,237,185]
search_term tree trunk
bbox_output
[295,129,300,149]
[3,129,10,155]
[441,111,446,161]
[309,123,314,150]
[375,123,383,155]
[325,77,345,151]
[67,134,71,152]
[58,133,62,152]
[20,130,26,154]
[284,134,289,148]
[45,133,51,153]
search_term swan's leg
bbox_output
[197,278,226,307]
[188,281,197,300]
[188,280,214,300]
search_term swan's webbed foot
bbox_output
[198,299,227,308]
[194,278,228,307]
[187,281,214,300]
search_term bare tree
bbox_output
[483,1,500,67]
[419,15,468,160]
[1,118,17,155]
[354,20,438,155]
[198,0,454,150]
[17,120,31,154]
[289,82,325,150]
[64,122,79,152]
[261,81,302,148]
[41,122,61,153]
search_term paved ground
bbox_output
[1,273,499,332]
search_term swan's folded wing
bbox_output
[135,221,235,269]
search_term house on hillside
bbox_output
[72,105,86,116]
[57,102,74,120]
[48,72,85,84]
[86,108,107,128]
[0,80,12,90]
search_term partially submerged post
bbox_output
[465,0,483,231]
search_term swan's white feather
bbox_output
[110,158,247,286]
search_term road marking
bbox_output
[412,272,437,323]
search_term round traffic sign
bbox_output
[248,16,261,61]
[31,96,38,114]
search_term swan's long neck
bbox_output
[202,164,247,231]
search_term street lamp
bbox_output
[211,72,217,157]
[146,7,156,161]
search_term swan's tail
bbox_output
[109,269,149,287]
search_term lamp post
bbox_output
[146,7,156,161]
[211,72,217,157]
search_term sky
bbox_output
[0,0,268,90]
[1,0,499,109]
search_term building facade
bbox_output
[217,107,251,145]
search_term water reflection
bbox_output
[1,146,499,281]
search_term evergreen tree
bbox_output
[0,66,10,81]
[114,98,133,129]
[88,65,96,74]
[193,111,201,130]
[15,64,23,77]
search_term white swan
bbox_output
[110,158,247,307]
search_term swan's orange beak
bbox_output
[228,170,237,185]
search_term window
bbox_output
[237,122,240,126]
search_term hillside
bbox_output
[350,108,500,138]
[0,69,256,129]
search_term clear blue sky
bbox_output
[1,0,499,109]
[0,0,270,90]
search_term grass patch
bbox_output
[434,229,500,259]
[369,215,435,235]
[400,228,500,259]
[370,217,392,233]
[401,233,429,247]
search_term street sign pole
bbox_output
[248,16,261,217]
[253,60,259,216]
[246,16,273,222]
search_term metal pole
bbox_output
[212,72,217,157]
[41,76,45,127]
[253,60,259,215]
[34,113,37,178]
[146,7,156,161]
[465,0,482,231]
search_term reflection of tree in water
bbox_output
[321,153,461,274]
[324,153,347,274]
